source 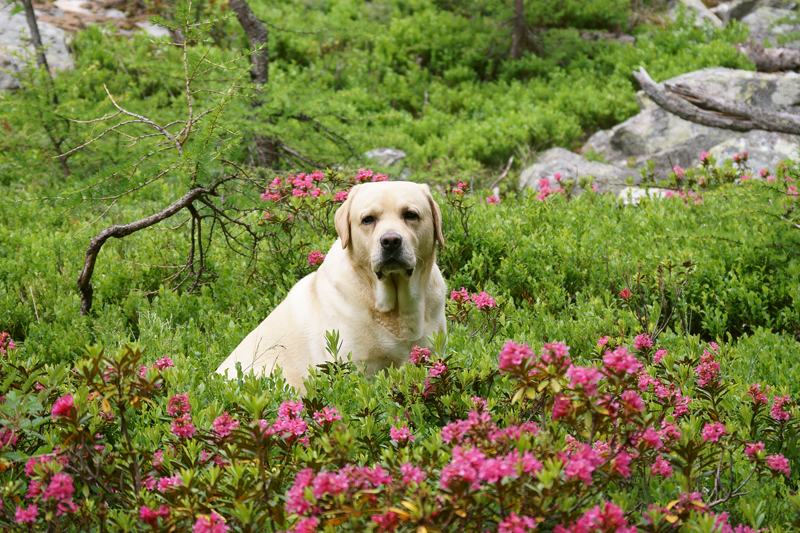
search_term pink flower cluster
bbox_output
[0,331,16,356]
[312,406,342,424]
[653,349,667,364]
[485,194,500,204]
[452,180,467,194]
[499,512,537,533]
[701,422,727,443]
[770,395,792,421]
[193,511,229,533]
[408,345,431,364]
[212,412,240,439]
[389,424,415,443]
[695,349,721,388]
[450,287,469,302]
[261,171,327,202]
[536,176,566,201]
[440,446,542,489]
[673,165,685,180]
[262,400,308,444]
[733,151,748,163]
[286,464,393,519]
[307,250,325,266]
[633,333,653,352]
[167,393,190,417]
[746,383,769,405]
[15,504,38,524]
[167,393,196,438]
[354,168,388,182]
[51,394,74,419]
[619,288,631,300]
[664,189,703,205]
[603,346,642,375]
[766,453,790,475]
[555,501,636,533]
[472,291,496,309]
[139,505,170,527]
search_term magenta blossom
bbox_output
[313,407,342,424]
[51,395,74,419]
[744,441,765,458]
[400,463,426,484]
[771,395,792,421]
[603,346,642,375]
[153,357,174,370]
[597,335,610,348]
[390,424,415,443]
[308,250,325,266]
[766,454,791,475]
[171,414,196,438]
[651,456,673,477]
[334,190,348,202]
[408,346,431,364]
[471,291,496,309]
[633,333,653,351]
[140,505,170,526]
[450,287,469,303]
[654,349,667,364]
[485,195,500,204]
[15,504,38,524]
[294,517,319,533]
[498,341,534,372]
[213,412,240,439]
[193,512,229,533]
[167,394,191,417]
[498,512,537,533]
[619,288,631,300]
[702,422,727,443]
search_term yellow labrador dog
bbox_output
[215,181,447,389]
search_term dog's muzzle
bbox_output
[375,233,415,279]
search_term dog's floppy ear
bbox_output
[335,185,360,249]
[421,184,445,248]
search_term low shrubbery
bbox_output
[2,151,800,530]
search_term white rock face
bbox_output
[365,148,407,167]
[743,7,800,50]
[668,0,725,27]
[0,3,74,90]
[617,187,671,205]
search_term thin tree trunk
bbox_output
[229,0,269,84]
[510,0,526,60]
[21,0,51,74]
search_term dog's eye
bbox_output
[403,212,419,221]
[362,216,376,225]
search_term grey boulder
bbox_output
[519,147,639,197]
[0,3,74,90]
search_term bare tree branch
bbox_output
[77,187,210,315]
[632,67,800,135]
[736,40,800,73]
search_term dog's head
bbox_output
[335,182,444,279]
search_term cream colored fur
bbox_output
[215,181,447,390]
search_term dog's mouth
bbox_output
[374,257,415,280]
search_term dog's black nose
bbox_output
[380,233,403,252]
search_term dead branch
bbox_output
[77,187,210,315]
[736,40,800,73]
[632,67,800,135]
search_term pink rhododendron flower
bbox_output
[651,456,673,477]
[498,512,537,533]
[654,349,667,364]
[193,512,228,533]
[702,422,727,443]
[153,357,174,370]
[603,346,642,375]
[695,350,720,388]
[597,335,610,347]
[400,463,426,484]
[308,250,325,266]
[540,342,571,368]
[450,287,469,303]
[171,414,196,438]
[311,187,324,197]
[766,453,790,475]
[746,383,769,405]
[564,443,601,484]
[167,394,191,417]
[744,441,765,458]
[471,291,496,309]
[700,151,711,163]
[452,180,467,194]
[771,395,792,421]
[471,396,488,411]
[390,424,415,443]
[673,165,685,179]
[551,394,574,420]
[334,190,348,202]
[440,446,485,489]
[612,450,632,478]
[621,390,645,414]
[372,173,389,182]
[285,468,314,515]
[633,333,653,351]
[640,427,663,449]
[619,288,631,300]
[157,475,183,492]
[43,473,74,502]
[408,346,431,364]
[15,504,38,524]
[294,517,319,533]
[485,195,500,204]
[313,407,342,424]
[371,511,399,532]
[355,169,374,182]
[140,505,170,526]
[566,365,602,396]
[498,340,534,372]
[311,470,349,498]
[51,395,74,419]
[213,412,240,438]
[428,361,447,378]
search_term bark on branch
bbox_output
[229,0,269,84]
[77,187,211,315]
[736,40,800,73]
[632,66,800,135]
